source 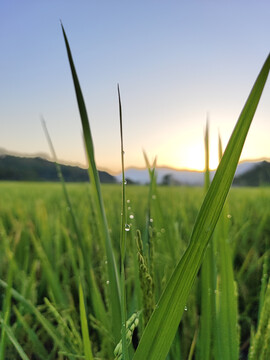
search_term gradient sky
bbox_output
[0,1,269,173]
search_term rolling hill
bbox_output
[233,161,270,186]
[0,154,116,183]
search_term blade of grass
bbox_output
[0,317,30,360]
[44,297,82,353]
[248,278,270,359]
[30,230,67,307]
[215,134,239,360]
[198,119,216,360]
[61,23,121,342]
[133,53,270,360]
[118,85,129,359]
[204,118,210,190]
[0,279,76,359]
[13,306,49,360]
[79,281,94,360]
[258,244,269,319]
[42,118,109,331]
[0,251,13,360]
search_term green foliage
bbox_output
[136,230,155,328]
[0,181,270,358]
[249,279,270,360]
[0,24,269,360]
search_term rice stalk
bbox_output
[215,134,239,360]
[118,84,129,359]
[61,23,121,342]
[198,119,216,359]
[79,281,94,360]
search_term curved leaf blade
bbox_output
[61,23,121,342]
[133,53,270,360]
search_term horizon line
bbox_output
[0,147,269,175]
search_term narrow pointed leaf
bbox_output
[61,23,121,341]
[0,318,30,360]
[133,53,270,360]
[79,282,94,360]
[118,85,129,359]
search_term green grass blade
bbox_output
[204,118,210,190]
[0,317,30,360]
[133,53,270,360]
[0,253,13,360]
[79,282,94,360]
[215,216,239,360]
[30,231,67,307]
[0,279,75,358]
[258,246,269,319]
[42,118,108,330]
[61,23,121,341]
[41,117,84,259]
[118,85,129,359]
[13,306,49,360]
[249,278,270,360]
[198,119,216,359]
[215,135,239,360]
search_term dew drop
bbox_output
[125,224,130,232]
[104,260,108,265]
[128,206,131,210]
[149,218,154,223]
[152,194,157,200]
[227,214,232,219]
[127,199,130,204]
[106,280,110,285]
[129,214,134,219]
[184,305,188,311]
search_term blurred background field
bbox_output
[0,182,269,359]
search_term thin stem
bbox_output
[118,85,129,360]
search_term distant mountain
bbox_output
[0,147,266,186]
[115,161,261,186]
[116,167,205,185]
[233,161,270,186]
[0,155,116,183]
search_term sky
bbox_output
[0,1,269,173]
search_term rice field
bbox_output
[0,182,269,359]
[0,26,269,359]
